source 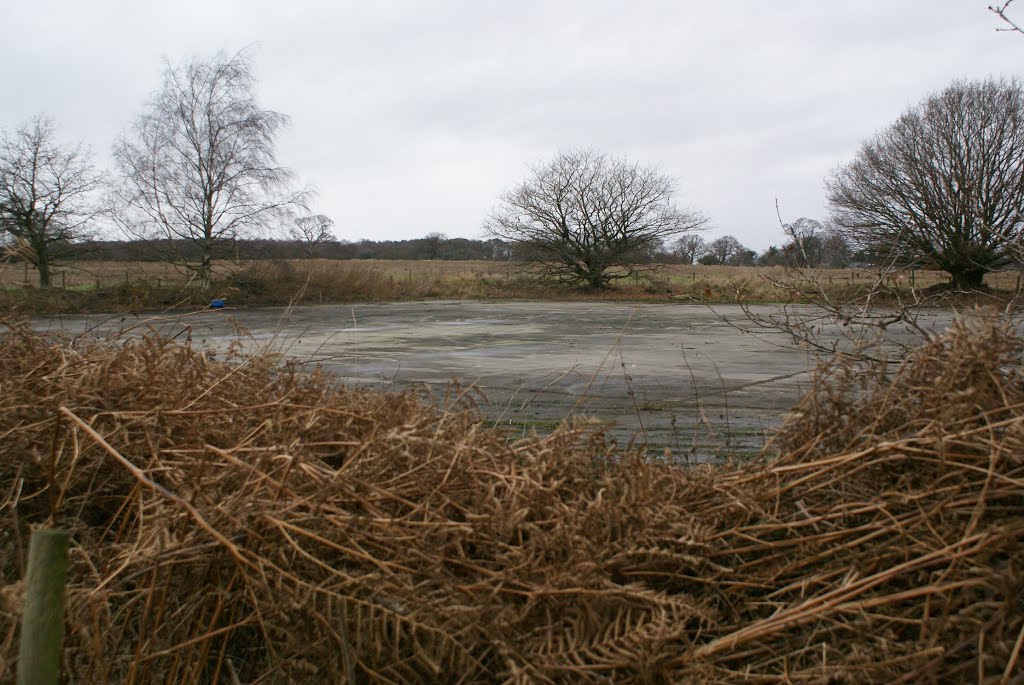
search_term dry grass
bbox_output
[3,259,1021,314]
[0,259,514,291]
[0,260,186,289]
[1,316,1023,682]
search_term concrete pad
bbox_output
[35,301,954,462]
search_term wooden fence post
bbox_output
[17,528,69,685]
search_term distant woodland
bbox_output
[37,236,515,263]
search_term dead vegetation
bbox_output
[1,315,1023,683]
[3,258,1022,316]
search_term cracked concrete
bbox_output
[36,300,954,462]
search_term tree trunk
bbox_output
[199,252,212,292]
[586,270,608,290]
[37,250,51,288]
[950,268,986,290]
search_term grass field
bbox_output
[1,258,1021,314]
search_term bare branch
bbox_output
[990,1,1024,35]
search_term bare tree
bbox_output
[827,78,1024,290]
[990,1,1024,35]
[702,235,744,265]
[781,217,824,267]
[819,229,852,268]
[727,5,1024,371]
[672,234,707,264]
[288,214,335,258]
[757,245,785,266]
[0,116,103,287]
[112,48,310,290]
[423,232,447,259]
[778,217,852,268]
[729,246,757,266]
[487,149,707,288]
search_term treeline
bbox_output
[56,236,516,262]
[33,226,869,268]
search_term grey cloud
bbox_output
[1,0,1019,248]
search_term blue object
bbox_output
[210,298,226,309]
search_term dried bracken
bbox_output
[1,316,1022,683]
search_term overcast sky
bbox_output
[2,1,1020,250]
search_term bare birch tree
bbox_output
[112,48,309,290]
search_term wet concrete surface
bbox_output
[36,301,955,462]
